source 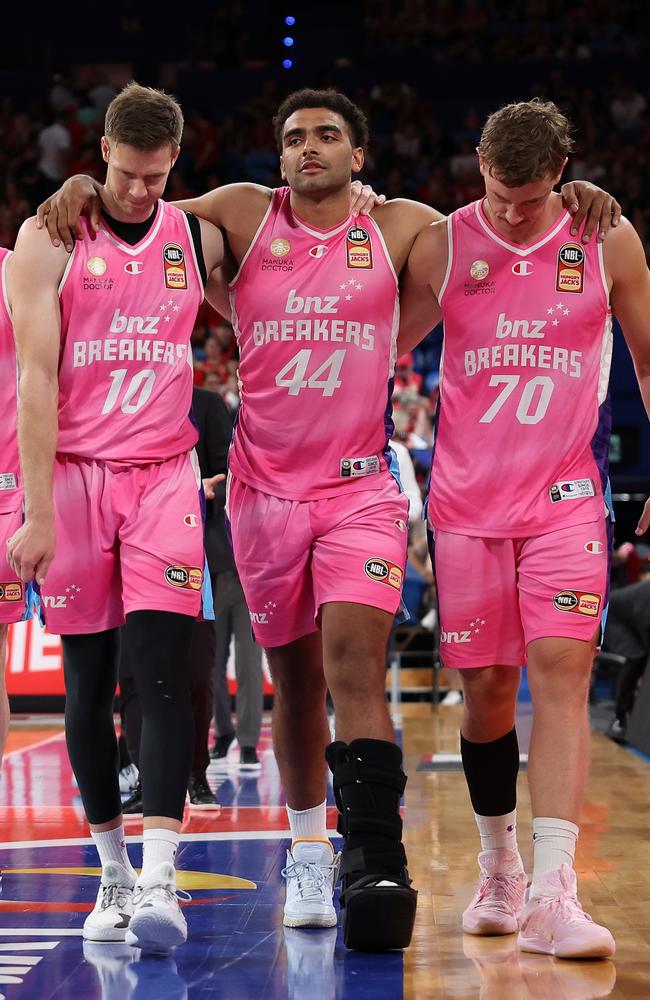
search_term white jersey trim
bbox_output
[291,212,352,241]
[0,251,12,320]
[438,219,454,303]
[597,313,614,407]
[597,240,610,303]
[180,211,205,303]
[229,194,275,288]
[366,215,398,289]
[58,242,77,296]
[98,200,165,256]
[473,201,571,257]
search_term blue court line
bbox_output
[624,745,650,766]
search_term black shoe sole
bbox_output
[343,884,417,951]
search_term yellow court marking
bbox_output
[5,868,256,890]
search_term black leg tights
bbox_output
[62,629,122,825]
[123,610,195,821]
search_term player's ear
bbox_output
[279,155,287,181]
[351,148,364,175]
[101,137,110,164]
[170,145,181,168]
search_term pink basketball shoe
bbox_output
[518,864,615,959]
[463,849,528,935]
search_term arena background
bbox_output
[1,5,649,998]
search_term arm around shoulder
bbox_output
[397,220,448,355]
[174,182,272,231]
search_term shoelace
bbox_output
[99,883,133,912]
[545,892,594,925]
[473,874,523,914]
[133,883,192,908]
[281,859,339,901]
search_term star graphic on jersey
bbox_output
[264,600,277,616]
[547,307,555,315]
[552,319,560,327]
[167,298,173,306]
[556,301,564,310]
[355,283,363,290]
[164,315,171,323]
[345,294,352,301]
[340,283,347,290]
[563,307,570,316]
[348,278,356,285]
[160,303,167,311]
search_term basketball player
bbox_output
[8,83,225,952]
[0,249,37,773]
[35,89,619,951]
[399,99,650,959]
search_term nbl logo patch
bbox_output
[0,582,22,602]
[346,227,373,269]
[553,590,601,616]
[163,243,187,290]
[164,565,203,590]
[556,242,584,294]
[364,558,403,590]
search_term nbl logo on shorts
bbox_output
[0,582,22,602]
[364,558,403,590]
[164,565,202,590]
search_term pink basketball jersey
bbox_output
[0,248,21,513]
[429,200,612,536]
[229,187,400,500]
[57,201,203,463]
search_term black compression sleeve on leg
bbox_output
[62,630,122,825]
[460,727,519,816]
[123,610,194,821]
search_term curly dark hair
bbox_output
[273,89,369,151]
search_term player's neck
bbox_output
[289,188,352,229]
[99,185,156,225]
[483,193,564,246]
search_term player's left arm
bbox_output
[606,220,650,533]
[561,180,622,244]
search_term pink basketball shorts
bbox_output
[0,505,34,624]
[227,473,409,647]
[432,519,609,668]
[42,453,205,634]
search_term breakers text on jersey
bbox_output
[252,289,376,351]
[72,309,188,367]
[465,310,582,379]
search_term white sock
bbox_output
[141,828,180,878]
[286,800,328,843]
[475,809,519,854]
[92,825,136,879]
[531,816,579,893]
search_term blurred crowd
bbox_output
[0,0,648,430]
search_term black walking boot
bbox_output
[325,739,417,951]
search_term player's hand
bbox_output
[6,518,56,585]
[350,180,386,217]
[203,474,226,500]
[36,176,103,253]
[635,497,650,536]
[561,180,622,244]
